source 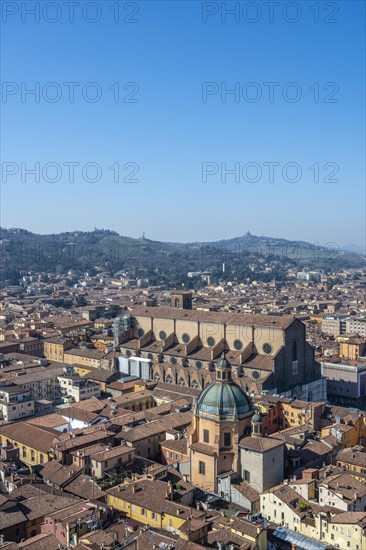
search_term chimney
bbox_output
[166,480,173,501]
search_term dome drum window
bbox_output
[159,331,167,341]
[182,333,190,344]
[207,337,215,347]
[195,361,202,369]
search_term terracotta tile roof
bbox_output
[0,422,57,453]
[154,382,201,398]
[190,442,217,457]
[160,437,188,455]
[232,481,260,502]
[39,460,82,487]
[18,533,60,550]
[243,353,274,371]
[107,478,205,520]
[321,472,366,501]
[53,428,114,452]
[336,446,366,468]
[121,412,192,443]
[0,485,79,528]
[90,444,135,462]
[132,305,294,329]
[65,348,105,359]
[64,475,106,500]
[331,511,366,527]
[239,435,285,452]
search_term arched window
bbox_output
[191,380,199,389]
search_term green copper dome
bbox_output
[196,353,253,420]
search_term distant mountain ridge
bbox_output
[0,227,364,284]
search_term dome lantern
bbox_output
[216,351,232,382]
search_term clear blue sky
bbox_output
[1,0,365,248]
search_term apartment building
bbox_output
[260,484,366,549]
[0,383,34,421]
[58,374,101,403]
[89,444,135,478]
[336,446,366,480]
[340,338,366,360]
[64,348,106,369]
[106,478,209,543]
[44,337,73,362]
[9,367,65,402]
[318,472,366,511]
[346,317,366,338]
[322,316,348,337]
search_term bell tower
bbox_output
[170,291,192,309]
[251,410,263,437]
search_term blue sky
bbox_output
[1,0,365,247]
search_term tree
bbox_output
[76,295,87,307]
[104,305,121,319]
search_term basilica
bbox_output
[119,292,324,401]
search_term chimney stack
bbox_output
[166,480,173,501]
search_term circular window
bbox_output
[234,339,243,351]
[159,330,167,341]
[182,333,190,344]
[138,328,144,338]
[126,350,131,358]
[196,361,202,369]
[262,343,272,354]
[171,356,177,365]
[207,337,215,347]
[252,370,260,380]
[147,353,153,360]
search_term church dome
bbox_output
[195,353,253,420]
[196,381,253,420]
